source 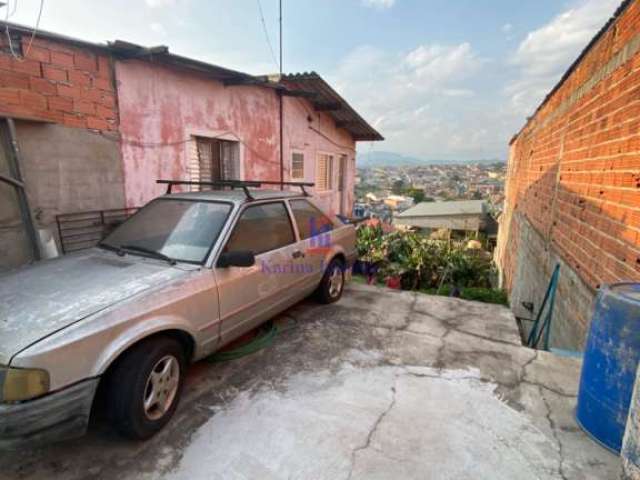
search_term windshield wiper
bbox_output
[118,244,177,266]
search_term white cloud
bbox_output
[331,42,497,159]
[507,0,619,115]
[442,88,474,97]
[501,23,513,34]
[361,0,395,10]
[150,22,167,36]
[145,0,177,7]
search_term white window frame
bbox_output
[290,150,305,180]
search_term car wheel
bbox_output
[106,336,185,440]
[316,258,345,304]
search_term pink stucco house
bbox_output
[110,42,383,215]
[0,22,381,269]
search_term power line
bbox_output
[255,0,279,71]
[278,0,282,74]
[3,0,45,60]
[23,0,44,58]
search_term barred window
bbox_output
[291,152,304,179]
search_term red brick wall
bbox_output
[0,34,117,130]
[500,0,640,294]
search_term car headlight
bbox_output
[0,366,50,402]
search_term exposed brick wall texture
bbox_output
[499,0,640,344]
[0,34,117,131]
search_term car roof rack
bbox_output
[156,179,315,201]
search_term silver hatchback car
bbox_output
[0,181,356,447]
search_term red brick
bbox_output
[10,58,41,77]
[67,69,92,87]
[0,70,30,89]
[30,77,57,95]
[28,37,75,56]
[63,113,87,128]
[50,51,74,68]
[74,52,97,72]
[24,45,51,63]
[100,92,116,108]
[86,116,110,130]
[97,56,111,78]
[20,90,47,111]
[0,88,20,106]
[92,76,112,91]
[47,96,74,113]
[0,54,11,70]
[42,65,67,82]
[57,83,84,99]
[95,103,115,120]
[73,99,95,115]
[79,88,103,103]
[37,109,64,123]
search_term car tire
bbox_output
[106,336,186,440]
[316,257,345,304]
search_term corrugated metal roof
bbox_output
[395,200,486,218]
[283,72,384,142]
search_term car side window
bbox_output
[289,199,334,240]
[224,202,295,255]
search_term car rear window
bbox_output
[224,202,295,255]
[289,199,334,240]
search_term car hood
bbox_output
[0,249,194,365]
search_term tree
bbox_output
[392,179,405,195]
[407,188,426,203]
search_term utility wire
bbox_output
[3,0,45,61]
[23,0,44,58]
[256,0,279,71]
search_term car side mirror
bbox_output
[217,250,255,268]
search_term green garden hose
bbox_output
[206,317,297,363]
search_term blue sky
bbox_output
[5,0,622,160]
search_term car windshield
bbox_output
[101,199,232,264]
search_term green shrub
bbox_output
[355,225,499,293]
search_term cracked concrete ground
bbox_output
[0,283,619,479]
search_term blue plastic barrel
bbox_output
[576,283,640,453]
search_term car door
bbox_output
[214,201,306,345]
[287,198,336,289]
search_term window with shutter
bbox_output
[316,153,333,191]
[291,152,304,180]
[192,137,241,189]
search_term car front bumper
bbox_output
[0,377,99,449]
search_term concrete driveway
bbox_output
[0,283,619,479]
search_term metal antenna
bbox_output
[279,0,282,74]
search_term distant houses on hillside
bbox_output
[393,200,498,246]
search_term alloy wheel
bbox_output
[143,355,180,421]
[328,265,344,298]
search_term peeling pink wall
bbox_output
[115,60,356,215]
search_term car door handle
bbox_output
[292,250,305,259]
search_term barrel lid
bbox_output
[609,283,640,303]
